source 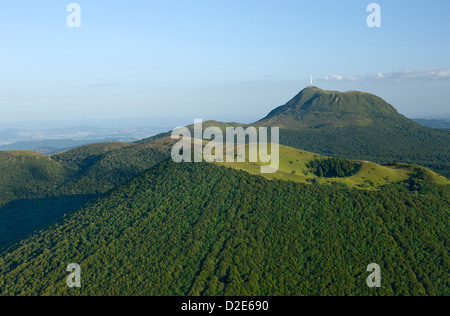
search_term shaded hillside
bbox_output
[0,151,68,205]
[0,140,172,251]
[0,194,96,253]
[0,140,173,205]
[0,161,448,296]
[50,139,173,195]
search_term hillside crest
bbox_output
[257,87,407,128]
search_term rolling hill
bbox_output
[0,139,173,207]
[1,134,447,253]
[216,144,449,190]
[153,87,450,178]
[0,140,172,251]
[1,85,449,252]
[0,161,448,296]
[257,87,450,178]
[0,151,68,205]
[257,87,403,128]
[0,86,449,296]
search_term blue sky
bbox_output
[0,0,449,122]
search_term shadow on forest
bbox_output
[0,194,99,254]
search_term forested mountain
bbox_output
[0,151,68,205]
[0,161,448,296]
[2,135,448,254]
[0,139,174,209]
[257,87,450,178]
[258,87,403,128]
[136,87,450,178]
[52,139,172,195]
[0,140,172,251]
[0,87,449,296]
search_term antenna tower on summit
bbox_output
[307,75,313,88]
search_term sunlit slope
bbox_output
[60,135,448,191]
[216,144,449,190]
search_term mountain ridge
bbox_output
[249,87,450,178]
[257,87,412,128]
[0,86,449,251]
[0,86,449,296]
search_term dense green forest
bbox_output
[0,140,171,251]
[0,87,449,296]
[0,194,96,253]
[52,141,171,195]
[0,151,68,205]
[279,120,450,178]
[1,161,448,296]
[307,157,361,178]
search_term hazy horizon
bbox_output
[1,1,449,121]
[1,110,448,132]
